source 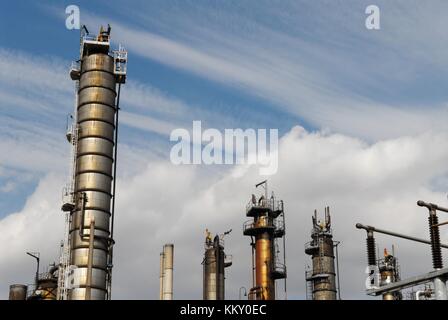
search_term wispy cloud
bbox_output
[82,1,448,140]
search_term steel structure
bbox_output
[378,248,401,300]
[58,25,127,300]
[357,199,448,300]
[305,207,340,300]
[243,180,286,300]
[202,230,232,300]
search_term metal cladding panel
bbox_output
[76,172,112,194]
[78,137,114,158]
[72,248,108,267]
[9,285,27,300]
[78,87,116,108]
[79,71,116,92]
[204,248,218,300]
[78,121,114,141]
[312,256,336,275]
[78,103,115,125]
[70,287,106,300]
[203,246,226,300]
[75,190,111,212]
[313,285,337,300]
[72,209,110,231]
[72,268,107,288]
[70,229,109,251]
[255,233,274,300]
[311,235,337,300]
[82,53,114,73]
[77,154,113,176]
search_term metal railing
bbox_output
[304,240,318,252]
[243,218,285,233]
[273,262,286,275]
[245,198,283,215]
[70,61,80,72]
[113,45,127,76]
[82,33,101,42]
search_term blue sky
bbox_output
[2,0,448,217]
[1,1,448,299]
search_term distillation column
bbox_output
[67,26,126,300]
[203,231,232,300]
[243,182,286,300]
[305,207,338,300]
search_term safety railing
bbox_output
[246,198,283,215]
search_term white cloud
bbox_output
[1,126,447,299]
[78,2,448,141]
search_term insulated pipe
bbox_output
[86,218,95,300]
[162,244,173,300]
[417,200,448,213]
[356,223,448,249]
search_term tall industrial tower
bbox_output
[202,229,232,300]
[243,180,286,300]
[305,207,340,300]
[58,25,127,300]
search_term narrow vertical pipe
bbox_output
[107,83,121,300]
[159,252,164,300]
[86,218,95,300]
[282,201,287,299]
[335,242,341,300]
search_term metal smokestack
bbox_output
[305,207,340,300]
[161,244,174,300]
[159,252,164,300]
[60,25,127,300]
[203,230,232,300]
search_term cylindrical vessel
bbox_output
[380,269,395,300]
[159,253,164,300]
[162,244,174,300]
[69,53,117,300]
[203,237,225,300]
[254,216,275,300]
[311,236,337,300]
[9,284,27,300]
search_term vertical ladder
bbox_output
[58,79,79,300]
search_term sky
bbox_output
[0,0,448,300]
